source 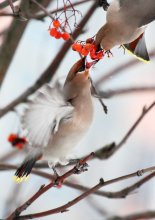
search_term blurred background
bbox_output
[0,0,155,219]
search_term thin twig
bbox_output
[0,0,91,20]
[7,0,16,14]
[0,0,18,9]
[30,0,54,20]
[109,211,155,220]
[6,153,94,220]
[1,163,155,199]
[97,86,155,99]
[95,101,155,159]
[15,172,155,219]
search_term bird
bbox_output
[14,58,94,182]
[95,0,155,62]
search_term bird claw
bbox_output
[105,50,113,58]
[74,162,89,174]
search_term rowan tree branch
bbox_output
[0,0,18,9]
[109,211,155,220]
[13,171,155,219]
[1,163,155,199]
[6,153,94,220]
[0,0,92,19]
[97,86,155,99]
[94,101,155,159]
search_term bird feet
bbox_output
[105,50,113,58]
[74,162,89,174]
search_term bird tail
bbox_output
[14,154,42,183]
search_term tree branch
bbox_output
[95,101,155,159]
[1,163,155,199]
[0,0,18,9]
[6,153,94,220]
[97,86,155,99]
[14,171,155,219]
[109,211,155,220]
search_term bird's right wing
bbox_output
[21,83,74,148]
[117,0,155,27]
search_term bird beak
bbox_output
[85,59,99,69]
[65,58,86,84]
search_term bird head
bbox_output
[64,58,93,100]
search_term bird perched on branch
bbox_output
[95,0,155,62]
[14,58,94,182]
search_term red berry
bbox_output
[72,43,77,51]
[49,28,57,37]
[16,143,24,150]
[53,20,60,28]
[90,51,98,60]
[81,48,89,56]
[96,51,104,59]
[72,43,83,52]
[84,43,93,52]
[75,44,83,52]
[86,38,94,44]
[61,32,70,40]
[8,134,18,142]
[55,31,62,39]
[21,137,27,143]
[90,44,97,52]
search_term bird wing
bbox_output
[21,83,74,148]
[123,33,150,62]
[117,0,155,27]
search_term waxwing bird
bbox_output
[95,0,155,62]
[14,58,94,182]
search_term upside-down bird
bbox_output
[14,58,94,182]
[96,0,155,62]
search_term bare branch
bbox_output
[95,101,155,159]
[0,0,18,9]
[7,0,17,14]
[109,211,155,220]
[30,0,54,20]
[0,0,91,19]
[14,172,155,219]
[1,163,155,199]
[97,86,155,99]
[6,153,94,220]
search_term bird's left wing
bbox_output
[21,83,74,148]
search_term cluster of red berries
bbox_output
[8,134,27,150]
[49,20,70,40]
[72,38,104,60]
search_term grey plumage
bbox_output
[96,0,155,61]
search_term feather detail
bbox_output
[21,83,74,148]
